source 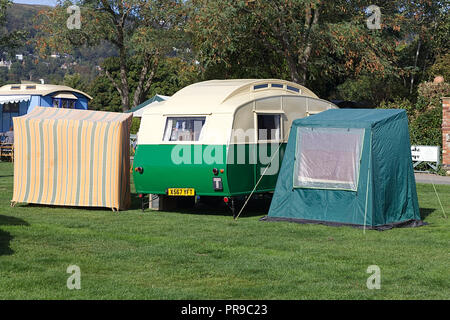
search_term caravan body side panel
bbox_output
[133,90,336,198]
[133,144,231,196]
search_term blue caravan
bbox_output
[0,84,92,133]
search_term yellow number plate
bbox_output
[167,188,195,196]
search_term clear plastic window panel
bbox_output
[293,127,364,191]
[163,117,206,142]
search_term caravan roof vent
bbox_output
[287,85,300,93]
[253,84,269,90]
[271,83,284,88]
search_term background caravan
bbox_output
[133,79,337,215]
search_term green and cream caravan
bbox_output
[133,79,336,215]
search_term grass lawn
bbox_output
[0,161,449,299]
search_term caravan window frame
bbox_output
[292,127,365,192]
[162,115,207,143]
[52,98,76,109]
[2,102,19,113]
[254,111,284,143]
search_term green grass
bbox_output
[0,161,449,299]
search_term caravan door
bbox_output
[254,111,286,191]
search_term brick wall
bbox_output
[443,97,450,169]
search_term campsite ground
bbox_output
[0,161,448,299]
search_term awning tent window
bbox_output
[293,127,364,191]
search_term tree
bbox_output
[87,56,199,112]
[88,70,122,112]
[8,61,22,82]
[63,72,89,92]
[335,75,408,105]
[0,0,25,52]
[190,0,402,86]
[147,57,199,96]
[380,81,450,148]
[36,0,188,111]
[429,53,450,82]
[394,0,450,94]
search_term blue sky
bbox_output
[13,0,57,6]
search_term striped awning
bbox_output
[12,107,133,211]
[0,95,31,104]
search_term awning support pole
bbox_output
[363,131,373,234]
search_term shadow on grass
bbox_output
[17,193,269,218]
[0,215,29,256]
[195,198,271,218]
[420,208,435,220]
[134,194,271,218]
[24,203,114,212]
[130,193,143,210]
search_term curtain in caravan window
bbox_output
[163,118,173,141]
[293,127,364,191]
[163,117,206,141]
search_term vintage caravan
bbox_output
[133,79,336,215]
[0,84,91,133]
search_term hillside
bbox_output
[1,3,114,85]
[6,3,49,36]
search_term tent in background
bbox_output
[262,109,424,230]
[12,107,132,211]
[127,94,170,118]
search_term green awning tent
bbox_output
[126,94,169,117]
[262,109,425,230]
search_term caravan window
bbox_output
[52,98,76,109]
[163,117,206,142]
[2,102,19,113]
[293,127,364,191]
[257,114,281,141]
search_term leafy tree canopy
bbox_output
[36,0,189,110]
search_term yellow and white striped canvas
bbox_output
[12,107,132,211]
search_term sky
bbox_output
[13,0,57,6]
